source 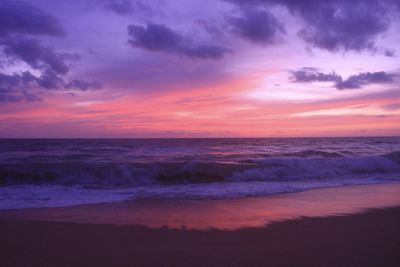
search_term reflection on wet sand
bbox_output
[1,183,400,230]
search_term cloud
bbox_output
[295,0,390,53]
[291,67,341,83]
[66,79,102,91]
[0,69,102,102]
[127,23,232,60]
[1,36,70,75]
[0,72,39,102]
[224,0,398,54]
[291,68,396,90]
[384,49,396,57]
[336,71,396,89]
[0,1,101,102]
[102,0,133,15]
[35,69,65,89]
[0,0,64,37]
[227,7,285,44]
[0,37,101,101]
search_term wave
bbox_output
[281,150,344,158]
[384,151,400,164]
[0,152,399,187]
[229,152,400,182]
[0,162,253,187]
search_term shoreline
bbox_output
[1,206,400,266]
[1,180,398,211]
[1,182,400,229]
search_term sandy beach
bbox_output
[1,183,400,266]
[1,206,400,267]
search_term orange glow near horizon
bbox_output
[1,0,400,138]
[1,70,399,138]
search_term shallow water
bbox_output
[2,183,400,230]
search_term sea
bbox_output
[0,137,399,209]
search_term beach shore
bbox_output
[1,183,400,229]
[1,183,400,266]
[1,206,400,267]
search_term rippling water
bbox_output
[0,137,399,209]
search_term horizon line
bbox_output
[1,136,399,139]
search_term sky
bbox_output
[0,0,400,138]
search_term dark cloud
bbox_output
[291,68,396,90]
[224,0,398,53]
[227,7,285,44]
[0,69,102,102]
[36,69,66,89]
[384,49,396,57]
[66,79,102,91]
[35,70,101,91]
[336,71,395,89]
[0,1,64,38]
[296,0,390,53]
[0,72,39,102]
[127,23,232,60]
[0,37,101,101]
[1,36,69,75]
[291,67,341,83]
[0,1,101,102]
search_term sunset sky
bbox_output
[1,0,400,137]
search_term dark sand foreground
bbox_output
[1,207,400,267]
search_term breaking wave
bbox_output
[1,151,399,187]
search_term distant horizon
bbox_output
[1,135,399,139]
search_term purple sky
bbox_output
[0,0,400,137]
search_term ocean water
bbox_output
[0,137,399,209]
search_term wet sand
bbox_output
[1,183,400,229]
[1,207,400,267]
[1,183,400,266]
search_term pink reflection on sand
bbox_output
[1,183,400,230]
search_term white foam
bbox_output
[0,178,393,210]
